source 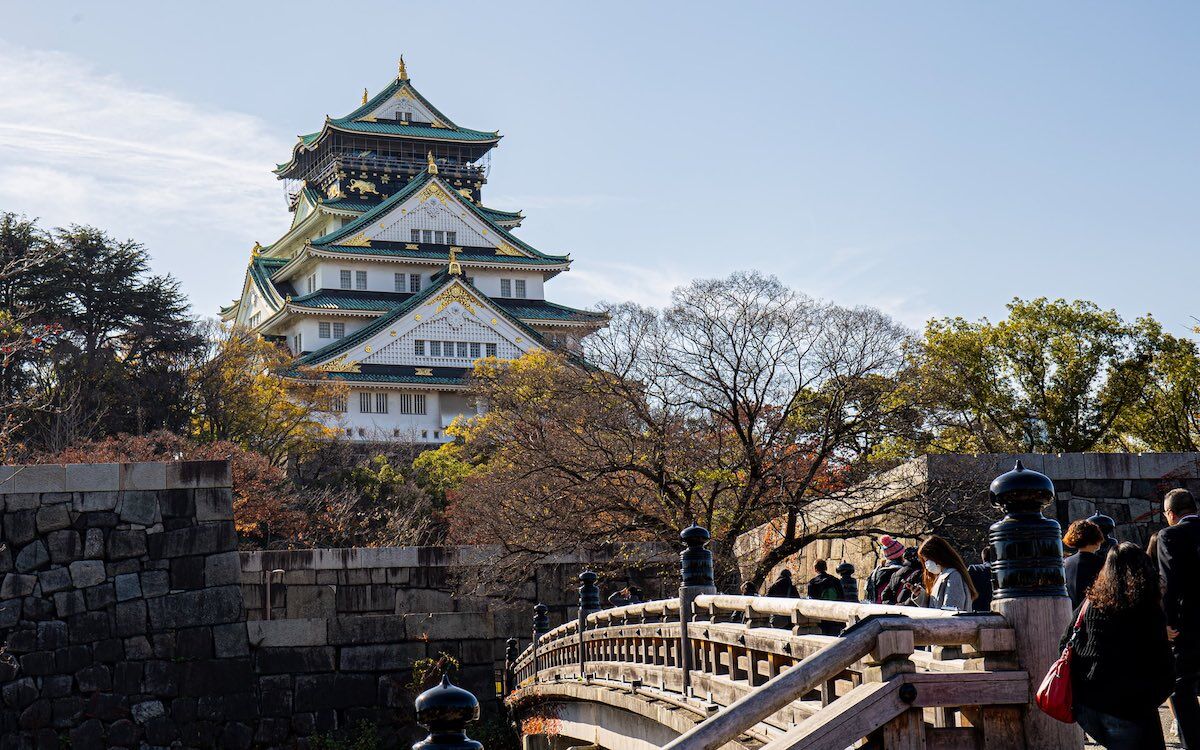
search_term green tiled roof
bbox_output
[249,257,288,304]
[293,275,548,368]
[313,245,567,267]
[478,206,522,224]
[290,365,470,386]
[320,197,377,213]
[494,299,608,323]
[289,290,411,312]
[310,170,567,261]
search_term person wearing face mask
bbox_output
[905,536,976,612]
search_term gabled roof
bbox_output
[249,256,289,305]
[288,289,606,325]
[309,169,567,262]
[293,274,547,368]
[275,74,500,175]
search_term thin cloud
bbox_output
[0,43,289,316]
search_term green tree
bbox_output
[1113,332,1200,451]
[909,297,1158,454]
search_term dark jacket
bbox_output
[1059,600,1175,719]
[1159,515,1200,658]
[806,572,842,601]
[865,562,901,603]
[882,563,923,605]
[1064,550,1105,610]
[765,575,799,599]
[838,575,859,602]
[967,563,993,612]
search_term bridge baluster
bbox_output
[678,524,717,695]
[531,603,549,682]
[577,570,600,678]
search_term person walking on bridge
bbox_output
[865,536,906,603]
[806,560,845,635]
[1063,519,1106,610]
[1061,542,1173,750]
[907,536,975,612]
[1159,488,1200,749]
[835,562,859,602]
[765,568,799,629]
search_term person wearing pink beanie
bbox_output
[866,535,907,602]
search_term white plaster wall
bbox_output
[328,389,465,443]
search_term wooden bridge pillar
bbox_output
[988,461,1084,750]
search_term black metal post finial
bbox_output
[412,675,483,750]
[988,460,1068,601]
[680,524,714,587]
[504,638,519,662]
[533,603,550,635]
[578,570,601,615]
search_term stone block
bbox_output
[37,566,72,595]
[13,464,66,494]
[335,584,395,612]
[405,612,494,640]
[281,569,316,585]
[0,598,18,628]
[1072,479,1125,498]
[75,663,112,692]
[339,642,425,671]
[177,657,253,697]
[1,573,36,598]
[195,487,234,521]
[329,614,407,645]
[41,674,72,699]
[212,622,249,658]
[285,585,336,619]
[177,627,213,659]
[148,521,236,559]
[34,504,69,534]
[171,556,206,589]
[395,587,456,613]
[147,585,243,629]
[46,530,81,565]
[114,600,148,637]
[159,488,194,518]
[67,611,109,643]
[118,490,161,526]
[3,509,36,545]
[107,529,147,560]
[19,651,54,676]
[114,572,141,601]
[460,639,495,665]
[1138,452,1200,480]
[22,595,54,620]
[4,492,39,511]
[84,510,118,528]
[14,540,49,573]
[165,460,231,489]
[69,560,106,588]
[56,644,92,672]
[254,646,337,675]
[293,673,378,711]
[205,551,241,586]
[65,463,120,492]
[219,722,254,750]
[73,491,119,513]
[143,660,179,697]
[53,590,85,617]
[1068,497,1097,521]
[69,718,105,750]
[120,462,166,491]
[247,618,327,647]
[141,570,169,597]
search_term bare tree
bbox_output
[445,272,947,589]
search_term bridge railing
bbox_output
[506,462,1083,749]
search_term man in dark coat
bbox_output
[806,560,844,636]
[881,548,922,606]
[765,569,799,629]
[835,562,859,603]
[1160,488,1200,749]
[1088,512,1119,557]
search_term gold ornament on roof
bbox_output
[342,232,371,247]
[362,88,368,105]
[426,151,438,175]
[432,286,477,315]
[398,55,409,81]
[494,240,523,257]
[251,242,263,257]
[447,247,463,276]
[313,355,360,373]
[349,179,379,197]
[417,182,449,205]
[415,367,433,376]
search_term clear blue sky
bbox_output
[1,1,1197,334]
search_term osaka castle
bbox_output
[222,57,607,443]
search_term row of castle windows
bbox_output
[328,392,427,416]
[414,340,498,359]
[411,229,457,245]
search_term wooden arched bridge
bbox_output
[503,463,1086,750]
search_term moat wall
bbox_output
[0,460,665,749]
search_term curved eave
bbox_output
[274,119,500,176]
[307,246,570,271]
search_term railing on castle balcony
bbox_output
[505,461,1085,750]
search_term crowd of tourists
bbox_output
[747,488,1199,750]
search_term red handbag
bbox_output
[1036,601,1089,723]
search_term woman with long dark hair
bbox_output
[1060,542,1174,749]
[905,536,977,611]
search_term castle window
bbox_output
[443,340,454,357]
[500,279,512,298]
[470,342,481,358]
[456,342,468,358]
[414,340,425,356]
[485,343,497,357]
[397,109,411,122]
[429,341,441,356]
[410,273,421,293]
[434,230,445,244]
[394,273,404,292]
[359,392,389,414]
[248,312,260,328]
[411,229,420,243]
[396,393,427,415]
[340,270,352,289]
[292,333,302,354]
[333,322,345,339]
[307,274,317,294]
[329,394,347,413]
[355,270,367,290]
[318,322,331,339]
[422,230,433,243]
[515,279,527,299]
[446,231,457,244]
[422,430,428,439]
